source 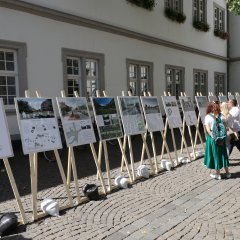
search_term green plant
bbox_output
[193,20,210,32]
[164,8,186,23]
[214,29,229,39]
[126,0,156,11]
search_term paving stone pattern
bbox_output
[1,138,240,239]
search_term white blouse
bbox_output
[204,114,226,130]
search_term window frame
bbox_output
[193,69,208,97]
[214,72,226,95]
[0,40,27,112]
[213,3,225,31]
[165,64,185,99]
[192,0,207,23]
[126,59,153,96]
[62,48,105,98]
[165,0,183,13]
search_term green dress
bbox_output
[204,134,229,170]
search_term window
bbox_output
[0,41,27,110]
[165,0,183,13]
[193,0,207,22]
[214,72,225,95]
[193,69,208,96]
[214,5,225,31]
[127,60,153,96]
[62,49,104,99]
[166,65,184,99]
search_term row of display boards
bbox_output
[0,90,238,224]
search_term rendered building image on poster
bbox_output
[118,96,146,135]
[56,97,96,147]
[179,96,197,126]
[161,96,182,129]
[0,98,13,159]
[15,98,62,154]
[195,96,208,123]
[140,96,164,132]
[92,97,123,141]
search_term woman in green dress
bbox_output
[204,102,230,180]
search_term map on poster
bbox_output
[208,95,218,102]
[218,95,228,103]
[140,96,164,132]
[179,96,197,126]
[228,95,235,100]
[15,98,62,154]
[0,98,13,159]
[161,96,182,129]
[118,96,146,136]
[91,97,123,141]
[56,97,96,147]
[195,96,208,123]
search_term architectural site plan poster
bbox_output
[0,98,13,159]
[56,97,96,147]
[218,95,228,103]
[161,96,182,129]
[195,96,208,123]
[118,96,146,136]
[15,98,62,154]
[91,97,123,141]
[208,95,218,102]
[179,96,197,126]
[228,95,235,100]
[140,96,164,132]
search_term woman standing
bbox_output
[204,102,230,180]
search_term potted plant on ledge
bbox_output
[214,29,229,40]
[164,8,186,23]
[193,20,210,32]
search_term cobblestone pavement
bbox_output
[1,133,240,239]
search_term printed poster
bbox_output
[140,96,164,132]
[195,96,208,123]
[236,95,240,106]
[218,95,228,103]
[208,95,218,102]
[91,97,123,140]
[118,96,146,136]
[0,98,13,159]
[228,95,235,101]
[179,96,198,126]
[15,98,62,154]
[56,97,96,147]
[161,96,182,129]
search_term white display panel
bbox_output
[161,96,182,129]
[0,98,13,159]
[179,96,198,126]
[208,95,218,102]
[118,96,146,136]
[195,96,208,123]
[140,96,164,132]
[218,95,228,103]
[91,97,123,140]
[15,98,62,154]
[56,97,96,147]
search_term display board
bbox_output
[56,97,96,147]
[0,98,13,158]
[91,97,123,140]
[208,95,218,102]
[161,96,182,129]
[118,96,146,136]
[228,95,235,100]
[179,96,198,126]
[218,95,228,103]
[236,95,240,106]
[15,98,62,154]
[140,96,164,132]
[195,96,208,123]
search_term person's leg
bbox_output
[234,139,240,152]
[228,139,235,155]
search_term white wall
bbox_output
[0,6,227,134]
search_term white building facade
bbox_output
[0,0,230,136]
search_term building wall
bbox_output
[0,1,228,135]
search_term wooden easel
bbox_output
[0,97,27,224]
[161,92,191,165]
[139,92,173,173]
[94,91,133,191]
[58,91,107,205]
[236,92,240,106]
[23,90,73,221]
[119,91,154,181]
[179,93,204,160]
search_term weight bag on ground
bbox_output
[0,213,18,237]
[82,184,99,200]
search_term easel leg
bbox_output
[120,136,127,172]
[67,148,72,188]
[170,129,179,165]
[160,131,173,165]
[128,136,136,181]
[102,141,112,192]
[150,132,159,173]
[188,126,196,160]
[3,158,27,224]
[141,134,154,173]
[179,128,192,161]
[140,133,147,165]
[180,120,186,154]
[96,142,103,180]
